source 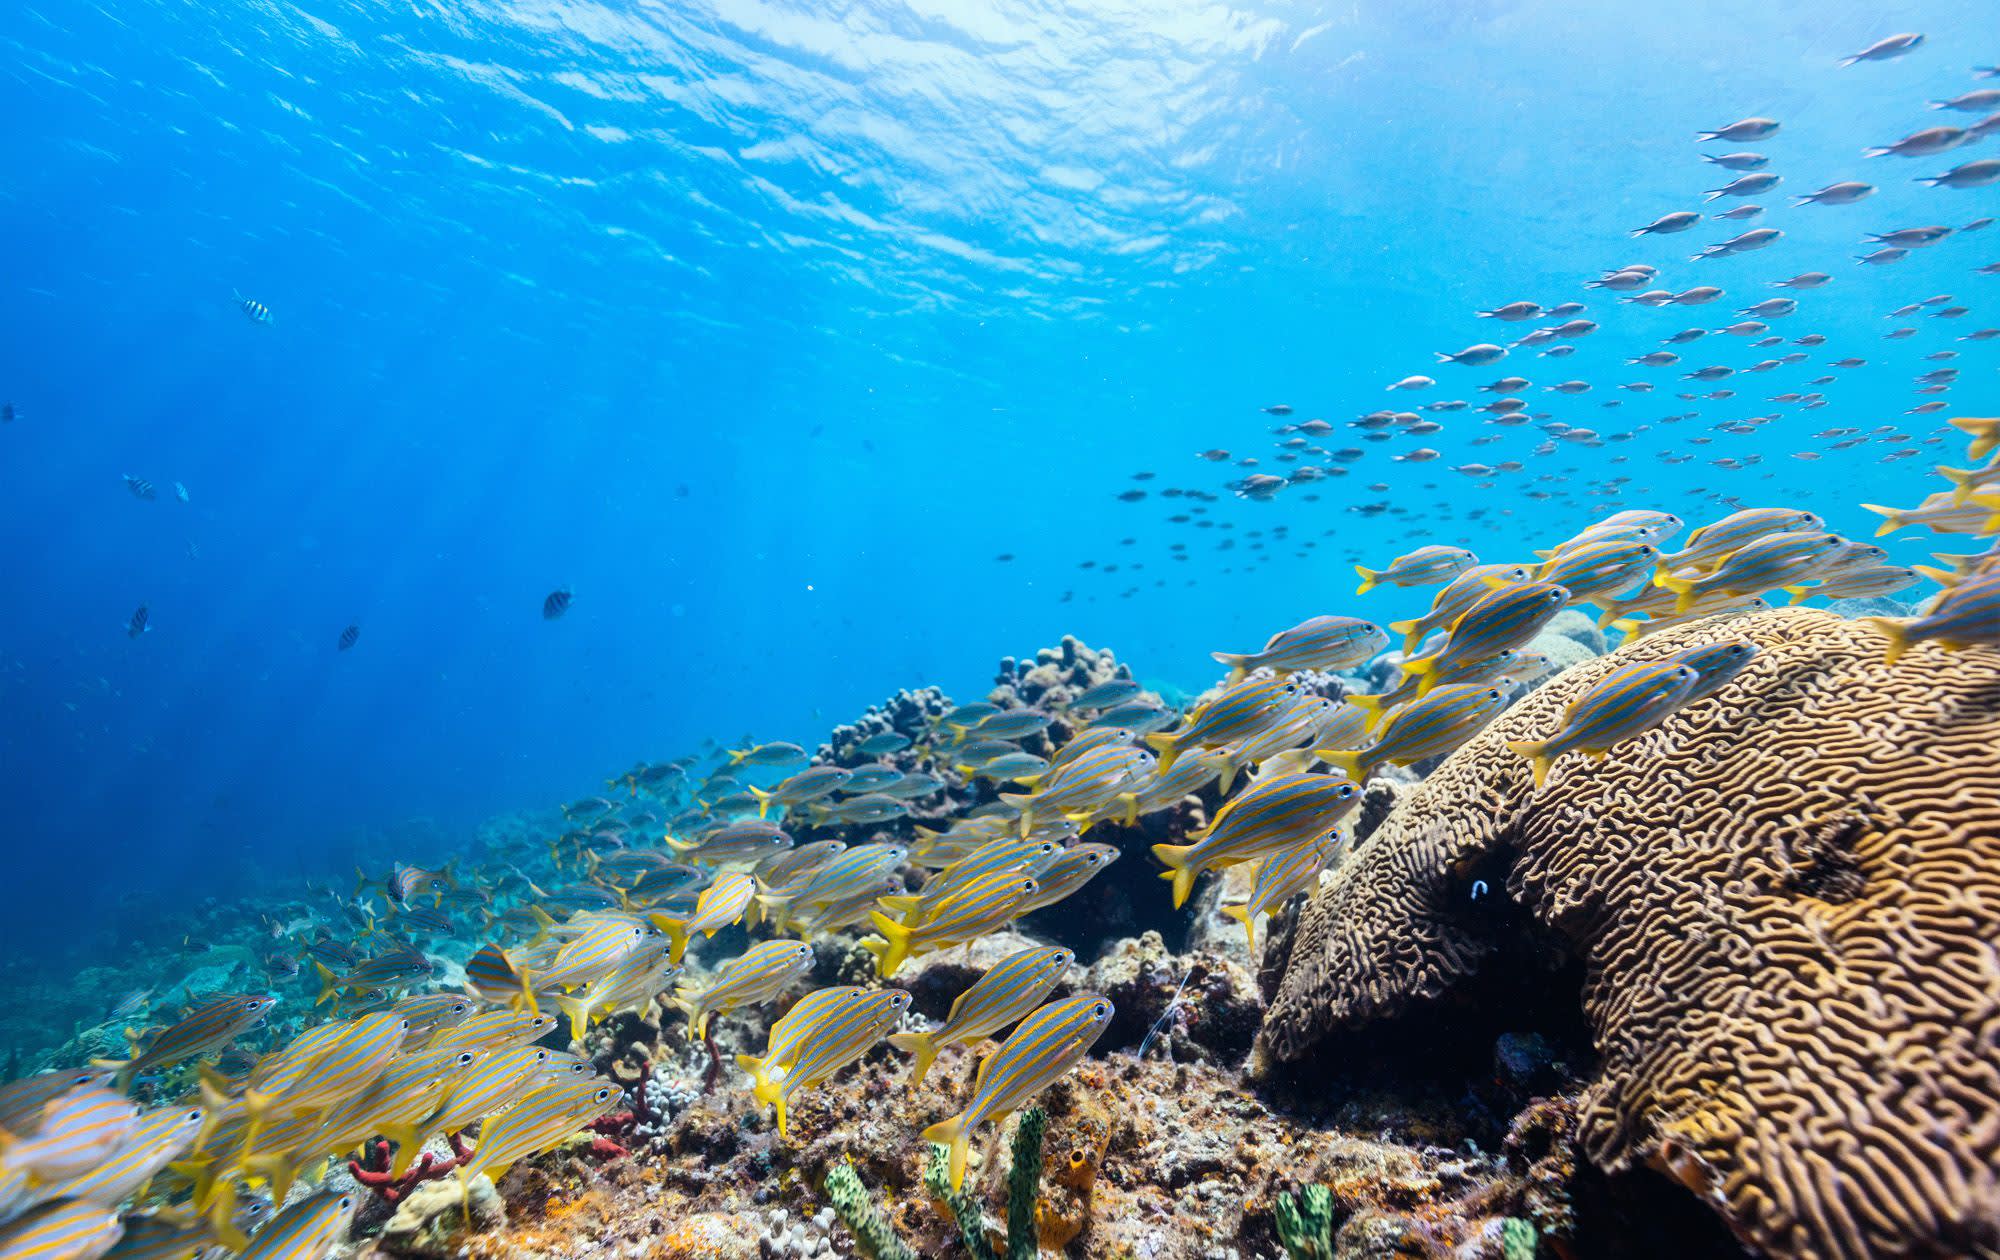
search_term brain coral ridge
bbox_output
[1259,608,2000,1260]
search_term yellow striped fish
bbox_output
[1222,832,1338,953]
[100,994,278,1088]
[236,1190,355,1260]
[0,1083,137,1180]
[864,871,1038,979]
[1387,564,1534,654]
[30,1103,205,1206]
[649,871,756,962]
[758,988,909,1138]
[1400,580,1569,696]
[391,1046,552,1178]
[1151,752,1358,909]
[1144,675,1300,774]
[1316,682,1510,782]
[0,1199,125,1259]
[1012,844,1117,918]
[518,915,647,1009]
[886,948,1072,1087]
[456,1078,623,1186]
[1354,545,1477,595]
[878,838,1059,927]
[1505,660,1700,789]
[1110,749,1231,825]
[921,993,1114,1190]
[671,940,816,1040]
[733,987,866,1106]
[998,744,1151,836]
[553,940,677,1043]
[1209,615,1386,684]
[424,1009,554,1053]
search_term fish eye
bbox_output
[1093,1003,1110,1017]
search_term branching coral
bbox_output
[350,1132,473,1206]
[1260,609,2000,1260]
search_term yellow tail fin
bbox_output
[1858,504,1904,538]
[1220,903,1258,953]
[886,1030,939,1088]
[921,1114,972,1191]
[1143,731,1182,774]
[313,961,339,1007]
[1209,651,1250,685]
[1150,844,1199,910]
[1354,564,1381,596]
[1860,616,1913,665]
[866,912,913,979]
[648,915,692,964]
[1315,748,1368,783]
[555,995,591,1046]
[1505,738,1556,790]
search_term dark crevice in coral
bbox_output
[1255,851,1596,1151]
[1569,1163,1750,1260]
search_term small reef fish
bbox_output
[0,1200,125,1259]
[1388,564,1534,653]
[728,742,808,767]
[999,744,1151,835]
[1152,753,1359,909]
[1789,565,1921,603]
[541,588,572,620]
[650,871,757,962]
[922,993,1114,1190]
[671,939,816,1039]
[1664,640,1759,702]
[1506,660,1704,789]
[1113,749,1231,824]
[752,987,909,1137]
[1658,507,1823,571]
[856,731,911,756]
[888,947,1073,1086]
[879,837,1059,926]
[457,1079,623,1187]
[1536,540,1659,602]
[1066,678,1142,711]
[1401,580,1570,695]
[1210,616,1387,683]
[337,624,359,651]
[865,870,1038,979]
[1317,683,1510,781]
[1656,531,1847,611]
[1144,674,1300,773]
[733,986,870,1106]
[1862,492,1994,536]
[126,605,150,638]
[1012,843,1116,917]
[1222,831,1339,952]
[667,821,791,867]
[102,994,277,1086]
[749,766,851,818]
[1863,574,2000,664]
[551,939,677,1042]
[1354,545,1478,595]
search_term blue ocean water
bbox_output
[0,0,1991,955]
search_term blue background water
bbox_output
[0,0,1991,952]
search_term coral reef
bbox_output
[1261,608,2000,1260]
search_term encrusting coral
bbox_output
[1260,607,2000,1260]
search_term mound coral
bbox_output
[1259,608,2000,1260]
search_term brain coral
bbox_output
[1258,608,2000,1260]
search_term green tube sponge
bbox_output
[825,1162,916,1260]
[1005,1108,1046,1260]
[1273,1185,1335,1259]
[923,1144,996,1260]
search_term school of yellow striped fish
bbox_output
[2,426,1992,1256]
